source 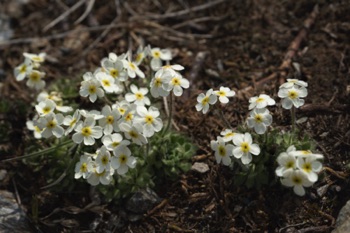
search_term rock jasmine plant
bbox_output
[14,46,196,202]
[197,80,323,195]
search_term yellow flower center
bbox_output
[32,56,43,62]
[135,92,144,100]
[292,176,302,185]
[107,115,114,124]
[42,107,51,114]
[20,65,27,73]
[288,90,298,99]
[302,163,312,173]
[241,142,250,153]
[112,142,119,147]
[69,118,77,127]
[102,79,111,87]
[109,69,119,78]
[218,91,226,97]
[301,150,311,155]
[145,115,154,124]
[286,161,295,169]
[256,97,264,103]
[81,127,92,136]
[201,96,209,105]
[171,77,180,86]
[136,53,143,62]
[80,163,87,172]
[101,155,109,165]
[46,120,56,129]
[129,62,136,70]
[89,85,96,94]
[129,130,138,138]
[155,77,162,87]
[224,132,235,138]
[125,113,133,122]
[34,126,41,133]
[30,72,40,81]
[153,51,161,58]
[218,145,226,157]
[119,155,127,164]
[254,114,263,123]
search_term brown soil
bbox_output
[1,0,349,232]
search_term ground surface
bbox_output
[0,0,350,232]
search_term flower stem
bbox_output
[218,107,232,129]
[0,139,74,162]
[291,106,296,133]
[162,93,173,136]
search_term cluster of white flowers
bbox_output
[14,52,47,90]
[276,145,323,196]
[17,45,189,186]
[203,78,324,196]
[195,86,235,114]
[211,131,260,166]
[247,94,275,134]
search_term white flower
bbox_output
[210,137,234,166]
[14,58,32,81]
[290,150,324,160]
[134,106,163,137]
[102,133,130,151]
[23,52,46,67]
[35,99,56,116]
[118,104,136,125]
[96,72,120,93]
[123,57,145,79]
[55,105,73,113]
[95,146,112,173]
[165,72,189,96]
[74,154,94,179]
[160,64,185,75]
[37,112,64,138]
[87,162,114,185]
[125,84,150,106]
[63,109,81,136]
[99,105,121,134]
[72,117,103,145]
[278,86,308,109]
[220,129,236,142]
[275,145,297,177]
[26,120,42,139]
[134,45,147,65]
[296,155,323,182]
[26,70,45,90]
[195,89,217,114]
[111,145,136,175]
[246,108,273,134]
[101,57,127,82]
[150,47,172,71]
[232,133,260,165]
[280,170,313,196]
[79,109,104,120]
[37,91,62,103]
[248,94,276,110]
[79,78,104,103]
[119,123,148,145]
[279,79,308,89]
[112,100,130,116]
[214,86,235,104]
[150,69,172,98]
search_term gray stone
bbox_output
[332,200,350,233]
[191,162,210,173]
[0,190,31,233]
[125,188,161,215]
